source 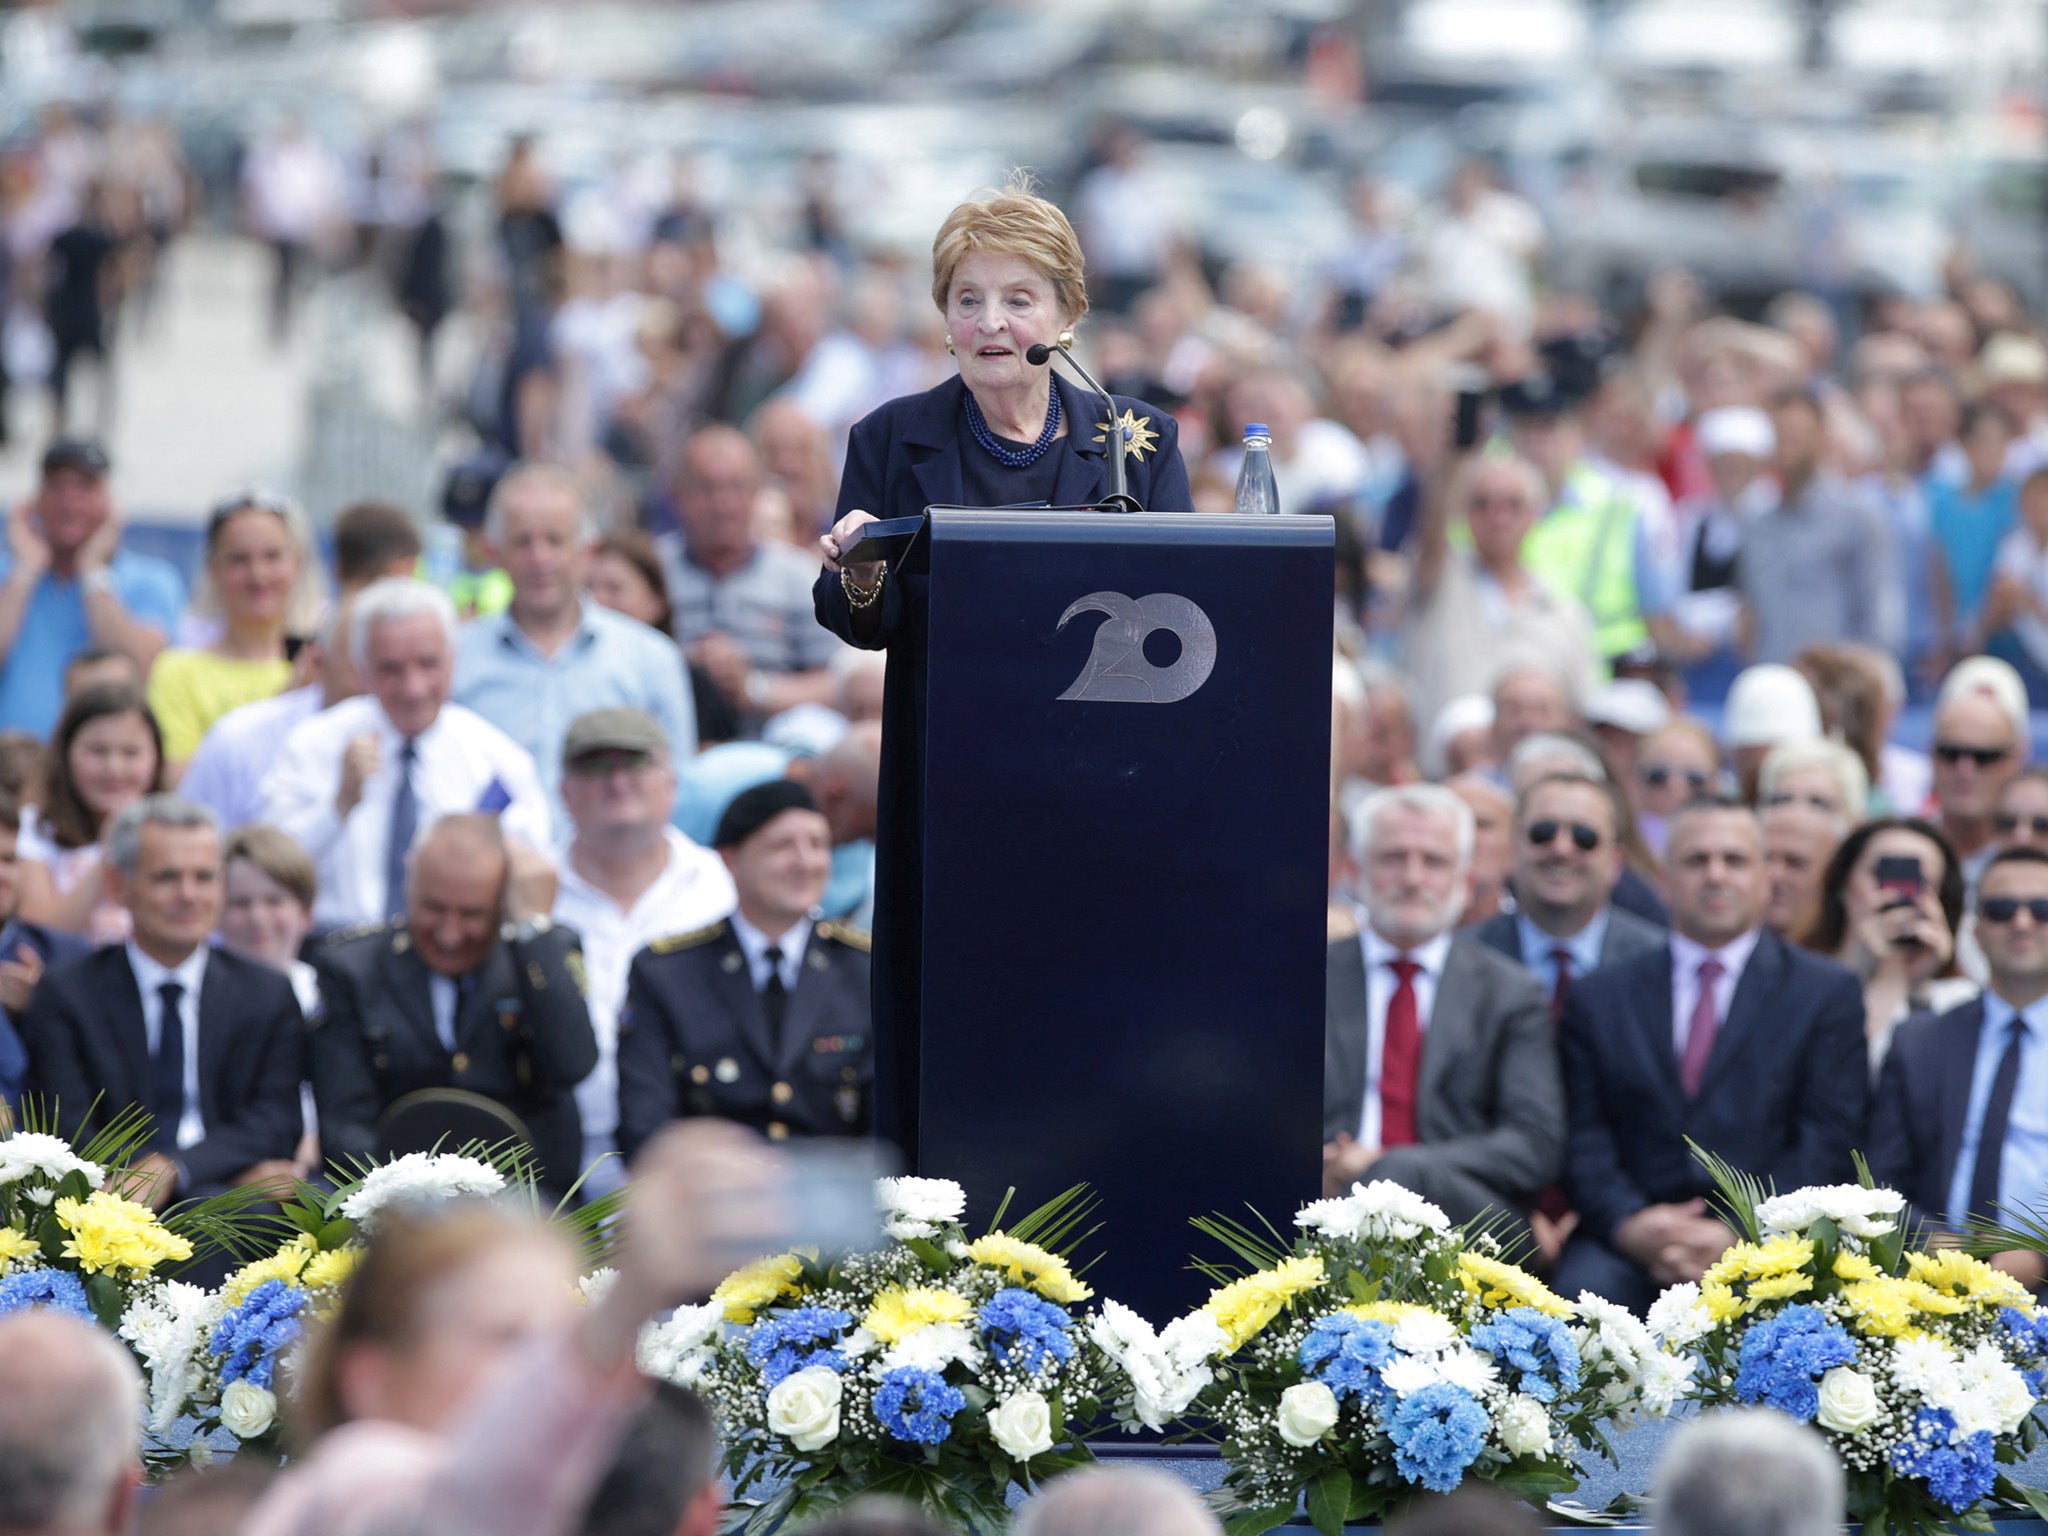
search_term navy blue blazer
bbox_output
[1868,996,1989,1241]
[0,918,87,1111]
[812,373,1193,1102]
[1560,928,1869,1246]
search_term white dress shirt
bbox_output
[1353,927,1453,1147]
[729,910,812,992]
[553,827,737,1176]
[1668,927,1763,1055]
[428,972,463,1053]
[259,695,553,928]
[127,941,211,1151]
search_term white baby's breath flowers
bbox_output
[875,1177,966,1240]
[1295,1181,1449,1243]
[1756,1185,1903,1246]
[0,1132,104,1191]
[338,1153,506,1226]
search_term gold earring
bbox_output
[945,335,954,355]
[1058,330,1074,350]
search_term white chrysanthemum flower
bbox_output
[875,1177,966,1240]
[1574,1292,1653,1377]
[119,1282,221,1436]
[1296,1180,1450,1243]
[1379,1353,1442,1398]
[1636,1351,1695,1417]
[636,1300,725,1386]
[1162,1310,1230,1369]
[338,1153,506,1226]
[0,1132,105,1191]
[879,1321,981,1373]
[1089,1300,1214,1429]
[1647,1283,1714,1347]
[840,1326,880,1359]
[1500,1392,1554,1456]
[1756,1185,1903,1244]
[1433,1345,1502,1397]
[1936,1343,2035,1436]
[578,1268,618,1305]
[1889,1334,1960,1397]
[1391,1311,1460,1356]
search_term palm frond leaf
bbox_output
[1686,1137,1770,1241]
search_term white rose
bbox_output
[766,1366,843,1452]
[989,1390,1057,1461]
[1276,1381,1340,1447]
[219,1381,278,1439]
[1815,1368,1880,1436]
[1500,1393,1554,1457]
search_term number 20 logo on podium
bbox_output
[1054,591,1217,704]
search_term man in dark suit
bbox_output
[0,798,87,1116]
[617,780,871,1156]
[1558,796,1868,1312]
[311,813,597,1193]
[1472,771,1665,1020]
[1870,846,2048,1287]
[21,796,303,1206]
[1324,784,1563,1236]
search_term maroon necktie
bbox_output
[1381,959,1422,1146]
[1679,956,1724,1097]
[1548,946,1573,1031]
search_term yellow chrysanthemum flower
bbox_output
[1840,1277,1923,1338]
[52,1192,192,1277]
[1747,1270,1813,1303]
[0,1226,38,1272]
[222,1234,317,1307]
[1906,1249,2033,1308]
[864,1285,973,1343]
[1832,1252,1881,1282]
[710,1252,805,1323]
[1203,1255,1326,1349]
[1341,1300,1438,1327]
[302,1246,361,1294]
[1700,1281,1745,1323]
[1456,1252,1573,1316]
[965,1234,1094,1303]
[1704,1235,1815,1290]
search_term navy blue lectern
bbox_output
[880,509,1332,1324]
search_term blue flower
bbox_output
[873,1366,967,1444]
[1469,1307,1583,1404]
[0,1269,93,1322]
[1891,1407,1998,1513]
[978,1288,1076,1374]
[1732,1304,1857,1422]
[1386,1383,1489,1493]
[209,1280,307,1389]
[743,1306,852,1388]
[1299,1314,1398,1403]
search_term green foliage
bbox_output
[1686,1138,1770,1241]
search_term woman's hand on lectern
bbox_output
[822,509,882,582]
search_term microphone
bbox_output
[1025,336,1139,513]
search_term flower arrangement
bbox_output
[1648,1159,2048,1536]
[669,1177,1117,1535]
[1152,1181,1694,1536]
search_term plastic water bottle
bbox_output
[1234,423,1280,515]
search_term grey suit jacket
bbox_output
[1469,905,1666,976]
[1324,933,1565,1227]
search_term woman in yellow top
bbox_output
[149,493,321,772]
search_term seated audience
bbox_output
[262,578,551,930]
[1759,736,1869,825]
[219,822,324,1171]
[552,708,735,1196]
[148,493,317,769]
[802,720,881,928]
[1630,717,1721,858]
[1446,771,1513,925]
[1558,797,1867,1312]
[1802,817,1973,1071]
[617,781,871,1158]
[331,498,426,593]
[1871,846,2048,1283]
[1931,658,2031,889]
[21,796,304,1208]
[1995,766,2048,853]
[1721,664,1823,805]
[1490,662,1582,766]
[18,683,165,941]
[0,438,182,739]
[64,646,142,700]
[0,797,88,1115]
[311,814,596,1195]
[454,465,697,827]
[1015,1466,1223,1536]
[1426,695,1496,781]
[0,1310,143,1536]
[0,728,44,807]
[1322,785,1563,1236]
[1652,1410,1844,1536]
[587,530,676,636]
[1504,735,1668,927]
[1761,801,1847,941]
[578,1382,721,1536]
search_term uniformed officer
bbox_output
[616,779,871,1155]
[310,812,598,1193]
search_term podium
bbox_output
[879,508,1333,1324]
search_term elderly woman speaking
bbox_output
[813,182,1193,1060]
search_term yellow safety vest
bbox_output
[1519,465,1647,660]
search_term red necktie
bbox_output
[1548,946,1573,1031]
[1381,958,1422,1147]
[1679,956,1724,1097]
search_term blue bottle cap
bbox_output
[1245,423,1269,435]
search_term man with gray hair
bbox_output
[1015,1466,1221,1536]
[455,463,697,831]
[21,795,304,1209]
[0,1310,144,1536]
[1322,784,1564,1235]
[1652,1409,1844,1536]
[261,576,552,929]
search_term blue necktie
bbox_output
[1967,1017,2027,1224]
[151,981,185,1151]
[384,737,419,920]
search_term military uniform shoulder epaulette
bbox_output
[814,920,872,952]
[649,920,729,954]
[322,917,401,947]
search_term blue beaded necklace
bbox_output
[964,386,1062,469]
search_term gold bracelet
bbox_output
[842,566,886,611]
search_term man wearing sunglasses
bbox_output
[1929,680,2028,892]
[1323,785,1562,1240]
[1870,847,2048,1288]
[1556,797,1867,1312]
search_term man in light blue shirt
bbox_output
[452,464,696,831]
[0,440,183,737]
